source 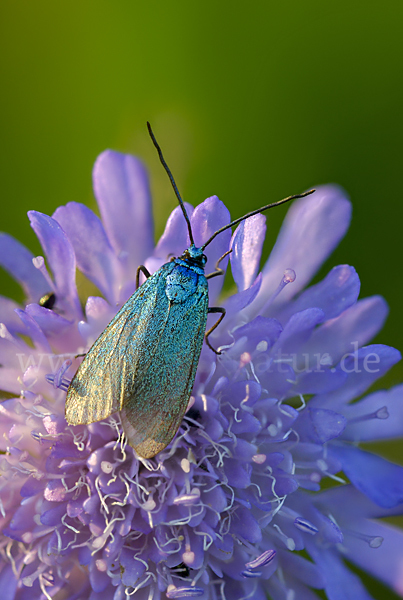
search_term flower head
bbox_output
[1,149,403,600]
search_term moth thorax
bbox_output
[166,266,198,303]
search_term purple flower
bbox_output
[0,149,402,600]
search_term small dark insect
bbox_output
[39,292,56,310]
[65,123,315,458]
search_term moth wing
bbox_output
[65,266,172,425]
[120,283,209,458]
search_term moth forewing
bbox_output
[65,270,167,427]
[65,258,209,458]
[120,276,209,458]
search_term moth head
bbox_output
[181,245,207,266]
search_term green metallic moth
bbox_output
[65,123,314,458]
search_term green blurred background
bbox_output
[1,2,402,596]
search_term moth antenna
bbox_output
[200,189,316,250]
[147,122,195,246]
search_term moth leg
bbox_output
[75,353,86,359]
[205,307,226,354]
[136,265,151,289]
[206,249,232,280]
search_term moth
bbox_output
[65,123,314,458]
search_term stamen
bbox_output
[101,461,114,474]
[0,324,22,346]
[96,559,108,572]
[263,269,296,311]
[239,352,252,369]
[252,454,267,464]
[346,529,383,548]
[182,548,196,566]
[241,569,262,578]
[272,523,295,550]
[194,529,214,551]
[166,585,205,598]
[154,535,182,555]
[32,256,54,289]
[294,517,318,535]
[173,489,201,506]
[245,549,276,570]
[181,458,191,473]
[45,359,72,391]
[348,406,389,424]
[39,573,53,600]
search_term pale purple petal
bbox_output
[277,550,325,588]
[342,384,403,441]
[28,211,82,319]
[344,520,403,596]
[53,202,121,304]
[300,296,389,368]
[307,543,375,600]
[277,265,360,323]
[211,274,262,347]
[312,484,403,520]
[224,273,262,317]
[312,345,401,409]
[271,308,325,357]
[248,185,352,316]
[0,296,26,334]
[25,304,72,336]
[294,368,348,396]
[296,408,346,444]
[0,564,18,600]
[330,444,403,508]
[190,195,231,303]
[230,213,266,291]
[154,203,194,259]
[0,233,48,302]
[93,150,154,273]
[14,308,51,353]
[230,507,262,543]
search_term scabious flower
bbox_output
[0,149,403,600]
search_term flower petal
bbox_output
[249,185,352,316]
[342,384,403,441]
[14,308,51,353]
[330,444,403,508]
[230,214,266,292]
[0,233,48,302]
[277,265,360,323]
[344,519,403,597]
[271,308,325,357]
[25,304,72,336]
[307,543,375,600]
[225,273,262,318]
[154,203,195,259]
[296,408,346,444]
[0,564,18,600]
[0,296,26,334]
[28,211,82,319]
[230,507,262,543]
[313,484,403,520]
[300,296,389,369]
[277,549,325,588]
[191,196,231,303]
[93,150,154,274]
[53,202,121,304]
[312,345,401,409]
